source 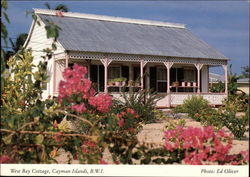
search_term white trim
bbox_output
[24,15,66,53]
[33,8,185,28]
[23,19,35,48]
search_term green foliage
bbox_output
[174,95,209,120]
[198,108,224,130]
[9,33,28,53]
[44,2,69,12]
[164,118,186,131]
[228,64,243,96]
[219,99,249,139]
[210,81,225,93]
[194,97,249,139]
[241,66,250,78]
[1,50,54,163]
[112,89,162,123]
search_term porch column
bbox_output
[101,57,112,93]
[223,64,228,94]
[53,58,56,95]
[164,62,174,107]
[195,63,203,94]
[65,54,69,68]
[140,59,148,90]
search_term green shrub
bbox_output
[174,95,209,120]
[219,100,249,139]
[196,99,249,139]
[198,108,224,130]
[209,81,225,93]
[111,89,162,123]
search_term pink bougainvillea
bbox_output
[118,118,125,127]
[164,126,248,165]
[58,64,95,102]
[116,108,140,132]
[58,64,112,114]
[82,140,97,153]
[0,155,13,163]
[88,94,112,113]
[99,159,108,164]
[71,103,86,114]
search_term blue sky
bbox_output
[5,0,249,75]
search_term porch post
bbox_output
[53,58,56,95]
[140,59,147,90]
[195,63,203,94]
[65,54,69,68]
[223,64,228,94]
[164,62,174,107]
[101,57,112,93]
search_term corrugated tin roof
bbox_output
[38,13,228,60]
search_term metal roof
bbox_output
[37,11,228,60]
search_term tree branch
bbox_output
[55,110,94,126]
[0,129,97,139]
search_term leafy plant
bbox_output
[219,100,249,139]
[112,89,162,123]
[210,81,225,93]
[174,95,209,120]
[194,97,249,139]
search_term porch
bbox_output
[52,52,228,107]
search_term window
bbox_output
[183,69,195,82]
[107,66,121,92]
[156,67,167,92]
[108,66,120,80]
[90,65,104,92]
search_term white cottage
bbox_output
[24,9,229,108]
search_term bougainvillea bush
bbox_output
[164,126,248,165]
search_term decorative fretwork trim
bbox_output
[67,51,227,66]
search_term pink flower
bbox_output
[0,155,12,163]
[88,94,112,113]
[164,126,236,165]
[118,118,125,127]
[117,112,126,119]
[127,108,136,115]
[58,64,94,102]
[231,161,239,165]
[240,150,249,162]
[99,159,108,164]
[82,140,96,153]
[71,103,86,114]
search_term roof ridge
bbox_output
[33,8,185,28]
